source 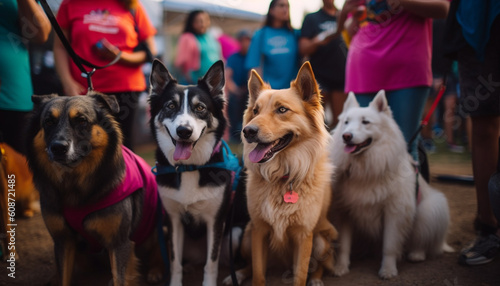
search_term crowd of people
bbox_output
[0,0,499,268]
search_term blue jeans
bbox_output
[355,87,430,161]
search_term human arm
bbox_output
[388,0,450,19]
[16,0,51,44]
[53,28,86,96]
[95,35,157,66]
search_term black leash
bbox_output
[39,0,122,91]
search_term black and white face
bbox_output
[154,86,219,161]
[149,60,226,164]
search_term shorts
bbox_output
[457,17,500,117]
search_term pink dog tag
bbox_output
[284,190,299,203]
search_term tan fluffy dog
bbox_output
[225,62,337,286]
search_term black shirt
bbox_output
[300,9,347,86]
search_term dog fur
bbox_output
[330,90,453,279]
[226,62,338,286]
[149,59,240,286]
[0,143,39,259]
[25,92,164,286]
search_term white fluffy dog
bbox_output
[330,90,453,279]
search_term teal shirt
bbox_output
[0,0,34,111]
[245,27,300,89]
[191,33,221,82]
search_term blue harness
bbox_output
[151,140,242,192]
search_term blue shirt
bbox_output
[457,0,500,60]
[245,27,300,89]
[227,52,249,88]
[0,0,34,111]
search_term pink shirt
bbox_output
[345,10,433,93]
[63,146,158,251]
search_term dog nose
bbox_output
[342,132,353,142]
[176,125,193,140]
[50,141,69,156]
[243,125,258,141]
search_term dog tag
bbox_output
[284,190,299,204]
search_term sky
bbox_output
[201,0,346,29]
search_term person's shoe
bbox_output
[448,143,465,153]
[459,234,500,266]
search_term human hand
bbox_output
[94,38,121,61]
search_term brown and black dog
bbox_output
[225,62,338,286]
[26,92,164,286]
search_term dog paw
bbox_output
[378,266,398,279]
[307,278,324,286]
[146,267,164,284]
[333,263,350,277]
[408,251,426,262]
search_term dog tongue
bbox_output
[249,144,273,163]
[174,142,193,161]
[344,144,357,154]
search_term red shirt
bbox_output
[57,0,156,93]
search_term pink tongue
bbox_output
[249,144,273,163]
[173,142,193,161]
[344,144,357,154]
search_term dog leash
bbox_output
[408,75,448,147]
[155,198,170,285]
[39,0,122,91]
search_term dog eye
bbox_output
[362,120,370,125]
[195,105,206,112]
[167,102,176,110]
[76,116,89,127]
[44,117,56,126]
[253,108,258,115]
[344,120,349,125]
[278,107,288,114]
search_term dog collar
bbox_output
[151,140,242,191]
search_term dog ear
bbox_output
[370,90,389,113]
[343,92,360,111]
[248,69,267,105]
[201,60,225,99]
[89,92,120,114]
[32,94,58,109]
[150,59,176,96]
[292,61,320,103]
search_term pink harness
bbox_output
[63,146,158,251]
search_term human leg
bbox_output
[112,91,140,151]
[386,87,430,162]
[331,90,348,129]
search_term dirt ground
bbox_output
[1,147,499,286]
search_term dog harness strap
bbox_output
[151,140,242,191]
[63,146,158,251]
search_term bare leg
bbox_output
[471,115,500,229]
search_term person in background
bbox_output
[54,0,157,151]
[245,0,300,89]
[226,29,251,143]
[0,0,51,154]
[444,0,500,266]
[299,0,347,129]
[336,0,449,162]
[175,10,222,84]
[422,18,464,154]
